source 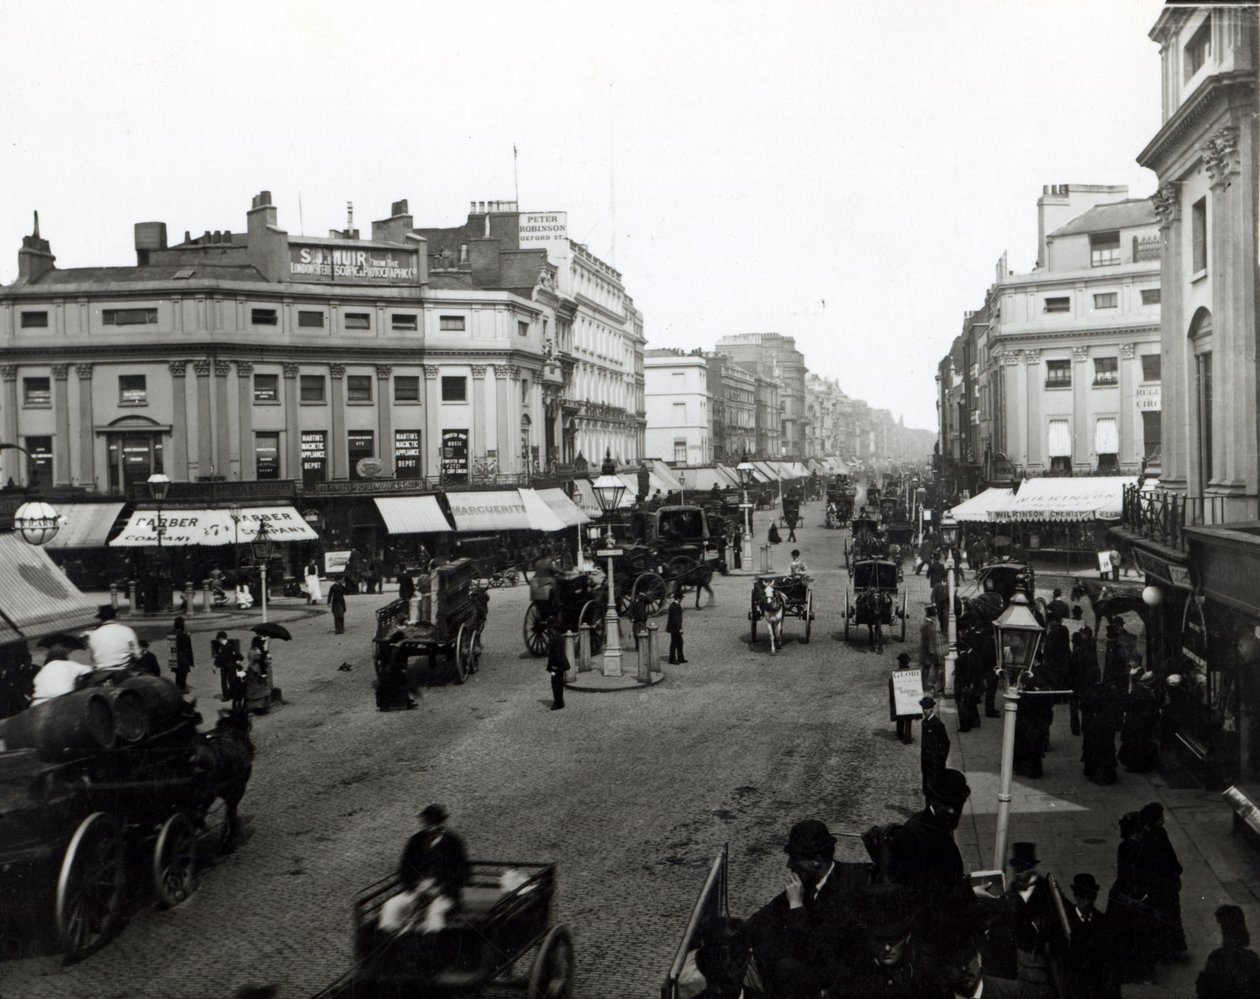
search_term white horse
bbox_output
[754,578,787,655]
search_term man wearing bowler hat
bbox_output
[887,768,972,917]
[843,883,930,997]
[920,695,950,799]
[379,804,469,934]
[1000,842,1059,999]
[1064,872,1113,999]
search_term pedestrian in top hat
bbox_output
[1197,904,1260,999]
[920,696,949,799]
[882,768,973,922]
[1002,842,1060,999]
[893,652,915,744]
[1048,588,1070,622]
[327,577,348,634]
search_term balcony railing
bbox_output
[1120,484,1231,550]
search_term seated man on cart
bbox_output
[380,803,470,935]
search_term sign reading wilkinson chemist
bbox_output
[289,244,419,284]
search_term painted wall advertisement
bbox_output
[1135,385,1161,412]
[395,429,422,479]
[441,429,469,481]
[517,211,568,260]
[289,244,419,284]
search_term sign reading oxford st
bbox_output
[288,244,420,285]
[517,212,568,261]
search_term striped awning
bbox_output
[946,487,1015,522]
[537,488,590,527]
[374,496,453,535]
[518,489,567,532]
[446,490,533,532]
[46,502,126,549]
[110,505,319,547]
[0,533,99,637]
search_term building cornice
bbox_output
[0,342,546,367]
[991,323,1161,345]
[1137,71,1255,171]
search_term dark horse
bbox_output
[856,590,892,651]
[191,708,255,851]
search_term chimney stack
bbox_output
[248,190,278,234]
[134,221,167,265]
[16,210,55,283]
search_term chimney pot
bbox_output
[203,231,211,241]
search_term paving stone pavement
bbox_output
[3,501,1256,998]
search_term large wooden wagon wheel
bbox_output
[527,924,575,999]
[453,623,480,683]
[579,600,606,655]
[842,587,850,643]
[56,812,124,958]
[632,571,668,616]
[153,811,198,908]
[803,590,813,644]
[523,601,549,657]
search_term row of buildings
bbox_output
[938,7,1259,795]
[644,337,933,468]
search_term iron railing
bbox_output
[1120,484,1233,550]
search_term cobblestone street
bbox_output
[0,501,935,998]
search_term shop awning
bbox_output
[46,502,126,549]
[109,505,319,547]
[374,496,453,535]
[752,462,779,481]
[643,460,683,492]
[712,465,742,487]
[517,489,567,532]
[445,490,533,532]
[686,467,734,491]
[993,476,1137,523]
[946,487,1015,522]
[536,488,590,527]
[572,477,633,514]
[0,534,99,637]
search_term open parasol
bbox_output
[250,622,292,641]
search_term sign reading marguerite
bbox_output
[289,244,419,285]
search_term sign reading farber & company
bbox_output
[517,212,568,259]
[288,244,419,284]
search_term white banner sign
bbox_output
[518,212,568,260]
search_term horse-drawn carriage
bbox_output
[0,680,252,958]
[316,861,573,999]
[523,568,608,657]
[373,559,488,686]
[748,574,814,653]
[840,559,907,651]
[844,517,889,566]
[885,523,915,565]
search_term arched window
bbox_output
[1189,308,1214,487]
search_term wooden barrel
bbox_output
[0,690,115,760]
[108,675,187,744]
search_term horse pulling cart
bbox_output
[840,559,907,651]
[0,678,252,958]
[749,574,814,653]
[316,861,573,999]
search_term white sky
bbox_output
[0,0,1169,432]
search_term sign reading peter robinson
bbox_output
[517,212,568,260]
[289,244,419,284]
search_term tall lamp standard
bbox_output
[939,510,960,696]
[591,450,626,675]
[147,473,172,611]
[228,503,242,581]
[251,519,275,624]
[679,470,686,506]
[6,442,65,547]
[736,454,755,571]
[991,592,1044,876]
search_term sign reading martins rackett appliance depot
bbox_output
[288,243,419,284]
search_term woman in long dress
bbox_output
[304,559,323,605]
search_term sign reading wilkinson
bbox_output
[289,244,418,284]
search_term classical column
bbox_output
[424,365,442,479]
[494,364,511,470]
[471,365,488,457]
[376,365,394,475]
[508,364,523,473]
[167,362,188,481]
[52,365,70,485]
[1011,351,1029,468]
[329,364,346,479]
[235,361,254,480]
[214,360,231,479]
[1151,181,1182,488]
[193,359,212,480]
[283,363,300,479]
[1118,344,1136,469]
[75,363,95,487]
[0,366,17,484]
[1071,346,1089,469]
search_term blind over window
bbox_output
[1048,420,1072,458]
[1094,418,1119,454]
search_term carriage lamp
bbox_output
[251,519,275,624]
[992,592,1044,875]
[591,451,626,674]
[12,500,64,546]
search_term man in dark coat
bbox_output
[380,803,469,933]
[170,616,195,693]
[327,578,348,634]
[1197,904,1260,999]
[1079,676,1118,785]
[884,768,972,920]
[1064,873,1117,999]
[841,884,933,998]
[398,572,416,604]
[920,696,949,799]
[926,556,947,589]
[692,916,766,999]
[927,922,1024,998]
[953,635,982,732]
[1003,842,1060,999]
[1048,588,1071,622]
[1042,615,1071,691]
[666,592,686,664]
[211,630,241,702]
[135,639,162,678]
[545,619,568,710]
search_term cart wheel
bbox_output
[803,591,813,644]
[372,640,384,678]
[56,812,123,958]
[667,555,693,586]
[527,924,574,999]
[453,624,472,684]
[634,571,668,616]
[470,628,484,674]
[524,602,549,657]
[579,600,605,655]
[153,811,198,908]
[843,587,850,643]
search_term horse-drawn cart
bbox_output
[315,860,573,999]
[373,559,488,686]
[840,559,907,651]
[749,575,814,653]
[523,569,607,657]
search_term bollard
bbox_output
[202,580,212,614]
[577,622,593,672]
[636,628,650,682]
[420,593,432,623]
[760,545,771,574]
[647,621,661,673]
[127,580,138,615]
[564,630,577,682]
[109,581,120,611]
[726,539,734,571]
[184,581,195,615]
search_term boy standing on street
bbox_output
[667,592,686,664]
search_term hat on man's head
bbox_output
[1010,841,1040,871]
[419,803,448,824]
[927,768,971,807]
[896,652,912,664]
[791,549,800,558]
[919,696,936,710]
[1070,873,1100,897]
[860,885,916,940]
[96,604,116,621]
[784,819,837,858]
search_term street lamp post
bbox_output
[939,510,960,696]
[992,592,1045,876]
[4,441,63,546]
[679,470,685,506]
[251,519,275,624]
[228,503,242,581]
[736,455,755,571]
[147,473,172,611]
[591,451,626,676]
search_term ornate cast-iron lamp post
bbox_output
[251,519,275,624]
[591,451,627,675]
[939,510,960,695]
[736,454,755,570]
[147,472,172,611]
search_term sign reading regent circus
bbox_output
[288,244,419,284]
